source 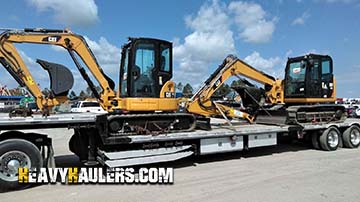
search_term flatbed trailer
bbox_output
[0,113,360,189]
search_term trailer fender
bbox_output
[0,131,51,149]
[0,131,54,168]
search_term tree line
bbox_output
[178,80,245,98]
[65,80,247,100]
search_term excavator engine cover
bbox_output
[37,59,74,96]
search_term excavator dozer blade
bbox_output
[255,108,288,125]
[255,104,346,126]
[37,59,74,96]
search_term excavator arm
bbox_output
[186,55,283,123]
[0,28,116,112]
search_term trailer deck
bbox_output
[0,113,97,130]
[1,112,360,188]
[0,113,358,140]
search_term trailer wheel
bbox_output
[319,127,340,151]
[342,125,360,148]
[0,139,42,191]
[311,133,320,150]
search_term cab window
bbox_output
[285,61,306,96]
[120,48,129,97]
[132,43,156,97]
[160,44,170,72]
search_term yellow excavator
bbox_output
[0,28,345,134]
[186,54,345,127]
[0,28,195,134]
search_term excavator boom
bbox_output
[0,28,116,112]
[186,55,283,123]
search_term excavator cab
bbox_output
[284,54,335,102]
[119,38,173,98]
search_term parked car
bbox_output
[70,101,106,113]
[346,106,358,118]
[354,106,360,118]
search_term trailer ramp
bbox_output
[97,145,193,167]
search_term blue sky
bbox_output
[0,0,359,98]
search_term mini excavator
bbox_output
[0,28,345,134]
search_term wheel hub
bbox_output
[328,131,339,148]
[7,159,21,174]
[350,130,360,146]
[0,151,31,182]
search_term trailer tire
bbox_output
[319,127,340,151]
[342,125,360,148]
[0,139,42,191]
[311,133,320,150]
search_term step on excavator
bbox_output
[0,28,346,135]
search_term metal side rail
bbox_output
[0,113,97,130]
[97,145,193,167]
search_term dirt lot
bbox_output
[2,128,360,202]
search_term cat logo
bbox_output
[213,77,222,89]
[42,36,61,43]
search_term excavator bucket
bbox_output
[231,79,265,111]
[231,79,288,125]
[37,59,74,96]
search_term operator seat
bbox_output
[132,65,154,97]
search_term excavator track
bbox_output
[96,113,196,136]
[286,104,346,125]
[255,104,346,127]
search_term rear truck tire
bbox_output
[319,127,340,151]
[342,125,360,148]
[0,139,43,191]
[311,133,320,150]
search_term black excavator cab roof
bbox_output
[284,53,334,99]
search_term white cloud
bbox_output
[173,0,278,86]
[0,50,50,91]
[18,50,50,84]
[304,49,330,55]
[244,52,281,70]
[173,0,236,85]
[84,36,121,76]
[168,0,358,98]
[292,11,310,25]
[19,50,37,67]
[27,0,99,27]
[48,36,120,91]
[244,51,282,78]
[50,45,66,52]
[228,1,277,43]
